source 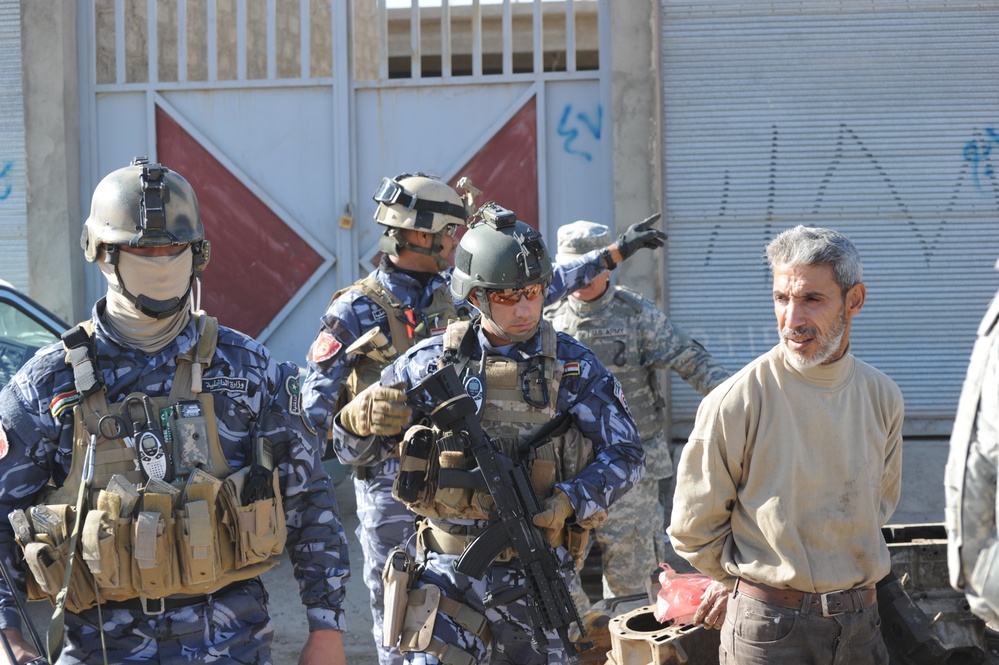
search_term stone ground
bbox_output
[23,437,950,664]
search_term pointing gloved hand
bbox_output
[532,489,575,547]
[616,213,666,260]
[339,382,412,437]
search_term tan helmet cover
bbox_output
[373,174,467,234]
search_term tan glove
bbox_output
[532,489,574,547]
[339,382,412,437]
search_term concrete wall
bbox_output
[21,0,85,323]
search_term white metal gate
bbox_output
[77,0,612,365]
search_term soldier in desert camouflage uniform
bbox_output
[946,258,999,624]
[545,220,729,606]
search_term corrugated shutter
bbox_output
[0,0,27,291]
[661,1,999,436]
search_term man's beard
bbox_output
[779,307,847,369]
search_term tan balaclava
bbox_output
[100,248,194,353]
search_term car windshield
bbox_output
[0,300,61,386]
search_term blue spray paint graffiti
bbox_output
[964,127,998,193]
[556,103,602,161]
[0,161,12,201]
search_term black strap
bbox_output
[391,188,467,221]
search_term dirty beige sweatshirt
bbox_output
[668,344,904,592]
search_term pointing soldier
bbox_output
[545,220,729,605]
[301,174,665,664]
[330,206,646,664]
[0,158,349,664]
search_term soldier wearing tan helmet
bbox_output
[0,157,349,664]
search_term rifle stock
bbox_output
[407,364,591,661]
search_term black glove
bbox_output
[616,213,666,260]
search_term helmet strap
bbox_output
[382,229,450,271]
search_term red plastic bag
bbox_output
[654,563,713,625]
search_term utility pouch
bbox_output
[434,434,473,514]
[565,524,590,570]
[176,480,222,587]
[219,466,286,568]
[81,489,133,594]
[400,584,441,654]
[21,505,99,612]
[382,547,416,648]
[395,425,435,506]
[132,492,179,595]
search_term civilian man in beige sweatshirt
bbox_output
[668,225,904,665]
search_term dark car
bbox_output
[0,281,68,386]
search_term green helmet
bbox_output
[451,203,553,302]
[82,156,210,273]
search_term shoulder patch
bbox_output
[0,424,8,459]
[202,377,250,394]
[50,390,81,419]
[563,361,581,377]
[309,331,343,363]
[614,378,629,409]
[286,374,302,416]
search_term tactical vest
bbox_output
[548,287,669,478]
[946,291,999,591]
[15,314,286,613]
[332,275,456,401]
[394,319,591,522]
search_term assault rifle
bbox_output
[407,364,591,661]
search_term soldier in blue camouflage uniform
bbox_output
[0,158,348,664]
[946,258,999,624]
[302,175,665,665]
[546,221,729,608]
[331,206,646,665]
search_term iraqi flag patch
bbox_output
[309,331,343,363]
[50,390,81,419]
[562,361,581,377]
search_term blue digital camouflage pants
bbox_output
[57,578,272,664]
[355,458,419,665]
[403,549,575,665]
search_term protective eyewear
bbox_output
[443,224,460,237]
[486,283,544,306]
[373,176,417,210]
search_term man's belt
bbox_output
[100,580,253,616]
[735,579,877,617]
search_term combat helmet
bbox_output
[451,203,553,302]
[82,157,210,318]
[82,156,210,273]
[374,173,468,269]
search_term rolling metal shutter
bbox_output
[0,0,27,291]
[661,1,999,436]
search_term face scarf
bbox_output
[99,248,193,353]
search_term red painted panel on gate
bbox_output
[450,96,539,229]
[156,107,323,338]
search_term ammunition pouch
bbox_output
[17,466,285,610]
